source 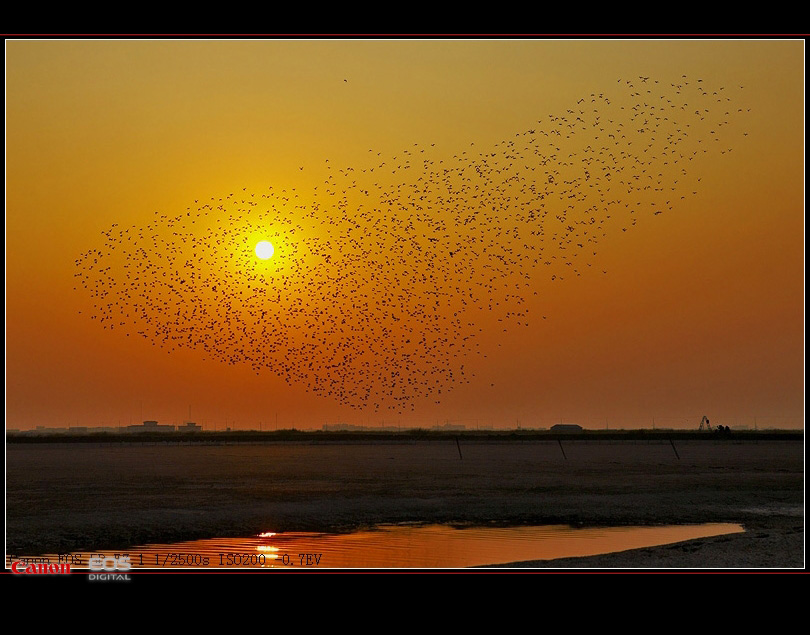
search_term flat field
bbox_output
[5,438,804,569]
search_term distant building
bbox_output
[323,423,354,431]
[94,427,121,434]
[550,424,583,432]
[124,420,175,433]
[178,421,202,432]
[32,426,70,435]
[322,423,400,432]
[431,423,466,431]
[13,426,131,435]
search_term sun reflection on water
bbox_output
[19,523,744,570]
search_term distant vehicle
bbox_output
[550,424,583,432]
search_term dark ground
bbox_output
[5,439,804,570]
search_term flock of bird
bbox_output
[75,76,748,413]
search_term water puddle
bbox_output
[11,522,744,569]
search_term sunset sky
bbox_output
[5,38,804,430]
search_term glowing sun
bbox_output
[255,241,274,260]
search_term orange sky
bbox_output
[5,38,805,430]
